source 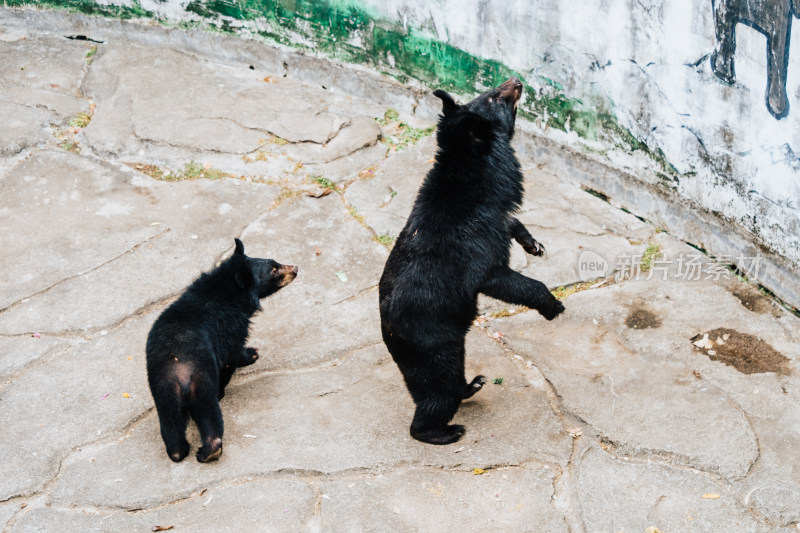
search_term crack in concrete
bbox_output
[697,377,763,481]
[478,323,588,531]
[234,341,382,385]
[330,284,378,306]
[0,228,171,320]
[206,115,270,136]
[0,404,160,518]
[0,147,38,178]
[597,435,741,482]
[74,41,98,98]
[0,338,77,388]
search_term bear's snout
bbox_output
[277,264,298,287]
[497,78,523,106]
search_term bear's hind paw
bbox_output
[196,438,223,463]
[411,424,466,445]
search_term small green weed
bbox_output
[312,175,337,191]
[348,206,368,227]
[59,140,80,153]
[85,45,98,64]
[552,282,593,300]
[376,108,434,151]
[374,233,395,248]
[640,244,662,273]
[69,112,92,129]
[126,161,234,181]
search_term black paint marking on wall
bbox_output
[711,0,798,119]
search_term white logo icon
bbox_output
[576,250,609,282]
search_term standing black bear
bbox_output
[379,78,565,445]
[146,238,297,462]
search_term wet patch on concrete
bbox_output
[625,306,662,329]
[691,328,790,375]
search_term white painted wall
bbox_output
[362,0,800,276]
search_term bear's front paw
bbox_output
[463,375,487,398]
[521,237,545,257]
[539,298,565,321]
[239,347,259,367]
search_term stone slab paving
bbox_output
[1,11,800,532]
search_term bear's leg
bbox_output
[480,267,564,320]
[509,218,545,256]
[191,384,224,462]
[155,397,190,462]
[218,364,235,400]
[403,345,474,445]
[218,348,259,399]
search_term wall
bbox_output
[5,0,799,306]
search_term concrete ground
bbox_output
[2,10,800,533]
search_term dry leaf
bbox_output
[122,392,130,398]
[315,246,322,256]
[151,526,174,532]
[472,468,486,475]
[702,493,721,499]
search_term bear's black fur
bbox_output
[379,78,565,445]
[146,238,297,462]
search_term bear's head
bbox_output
[433,78,523,146]
[230,238,298,303]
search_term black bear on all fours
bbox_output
[379,78,565,445]
[146,238,297,463]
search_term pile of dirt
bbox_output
[691,327,790,375]
[625,307,662,329]
[731,285,773,314]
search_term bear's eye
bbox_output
[271,267,277,275]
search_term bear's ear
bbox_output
[457,111,493,143]
[433,89,459,116]
[234,238,245,256]
[234,264,253,289]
